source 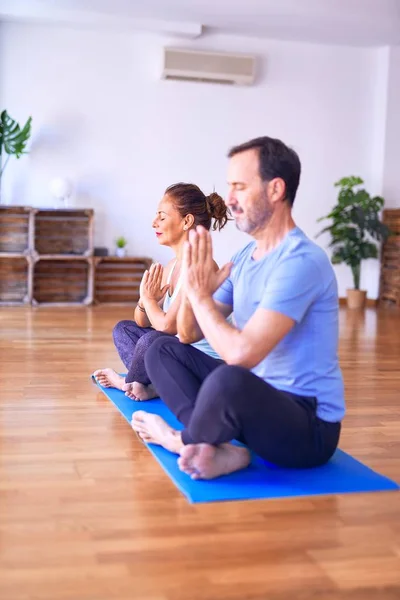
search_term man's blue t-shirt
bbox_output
[213,227,345,423]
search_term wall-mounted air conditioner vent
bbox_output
[162,47,256,86]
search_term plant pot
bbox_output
[115,247,127,258]
[346,289,367,310]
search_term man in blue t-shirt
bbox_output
[131,136,345,480]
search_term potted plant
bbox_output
[316,176,391,309]
[0,110,32,204]
[115,236,128,257]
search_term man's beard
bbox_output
[233,190,273,234]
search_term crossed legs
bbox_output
[131,337,341,479]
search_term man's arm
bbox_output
[182,226,322,368]
[177,257,233,343]
[177,291,232,343]
[188,296,294,367]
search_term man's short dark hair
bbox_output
[228,136,301,206]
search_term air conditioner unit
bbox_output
[162,47,256,86]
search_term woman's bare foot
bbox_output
[93,368,125,390]
[178,443,251,480]
[123,381,158,401]
[122,382,138,400]
[131,411,182,453]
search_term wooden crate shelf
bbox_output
[0,256,32,306]
[383,209,400,235]
[379,209,400,308]
[0,206,32,254]
[33,209,94,256]
[0,206,152,307]
[32,257,93,306]
[94,256,152,304]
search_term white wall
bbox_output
[352,46,390,299]
[0,22,388,297]
[382,46,400,209]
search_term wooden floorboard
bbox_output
[0,305,399,600]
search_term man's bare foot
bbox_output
[131,411,182,453]
[123,381,158,401]
[178,443,251,480]
[93,368,125,390]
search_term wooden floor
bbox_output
[0,305,399,600]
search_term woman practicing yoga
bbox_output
[93,183,229,400]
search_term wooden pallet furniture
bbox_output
[33,209,93,257]
[94,256,152,304]
[32,256,94,306]
[379,209,400,308]
[0,206,94,306]
[0,206,32,255]
[0,255,32,306]
[0,206,152,306]
[0,206,33,305]
[31,208,94,306]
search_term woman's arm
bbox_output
[140,261,181,334]
[133,300,152,328]
[142,294,181,334]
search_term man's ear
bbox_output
[268,178,286,204]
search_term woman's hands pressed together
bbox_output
[140,263,170,303]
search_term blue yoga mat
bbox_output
[92,377,399,503]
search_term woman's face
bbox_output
[152,195,187,247]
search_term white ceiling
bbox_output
[0,0,400,46]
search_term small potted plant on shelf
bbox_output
[316,176,391,309]
[115,236,128,258]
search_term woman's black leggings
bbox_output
[144,336,341,468]
[112,320,170,385]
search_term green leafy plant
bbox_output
[0,110,32,202]
[316,176,391,290]
[115,236,128,248]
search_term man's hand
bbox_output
[182,226,232,302]
[140,263,170,302]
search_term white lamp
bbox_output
[49,177,73,208]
